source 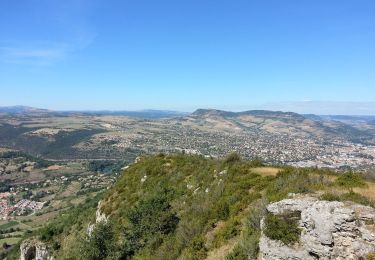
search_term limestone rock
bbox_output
[260,195,375,260]
[20,239,52,260]
[96,200,108,223]
[87,200,108,236]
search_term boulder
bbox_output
[259,195,375,260]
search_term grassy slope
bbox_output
[5,154,375,260]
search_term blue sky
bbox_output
[0,0,374,114]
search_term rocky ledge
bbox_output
[259,195,375,260]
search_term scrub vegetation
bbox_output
[4,153,374,259]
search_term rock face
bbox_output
[95,201,108,223]
[87,200,108,236]
[20,239,52,260]
[259,195,375,260]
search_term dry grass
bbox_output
[44,165,64,171]
[59,181,81,198]
[354,181,375,201]
[252,167,280,176]
[70,196,86,205]
[205,221,225,248]
[205,239,237,260]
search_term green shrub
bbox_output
[264,212,301,245]
[320,192,341,201]
[184,235,208,259]
[80,221,117,260]
[213,217,241,247]
[224,152,241,164]
[225,244,248,260]
[320,191,374,207]
[215,201,230,221]
[121,191,179,258]
[335,172,367,190]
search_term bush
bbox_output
[225,245,248,260]
[335,172,367,190]
[320,191,374,207]
[121,191,179,258]
[81,221,117,260]
[224,152,241,164]
[213,217,241,247]
[320,192,341,201]
[264,212,301,245]
[215,201,230,221]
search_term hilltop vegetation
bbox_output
[5,153,375,259]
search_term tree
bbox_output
[81,221,116,260]
[121,192,179,258]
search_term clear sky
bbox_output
[0,0,374,114]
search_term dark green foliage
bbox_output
[335,172,367,190]
[264,212,301,245]
[225,245,248,260]
[0,126,105,159]
[224,152,241,164]
[185,235,208,259]
[121,191,179,258]
[0,151,53,168]
[81,221,117,260]
[86,160,125,174]
[320,192,341,201]
[215,201,230,220]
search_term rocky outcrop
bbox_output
[95,201,108,223]
[20,239,52,260]
[259,195,375,260]
[87,200,108,236]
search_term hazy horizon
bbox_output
[2,100,375,116]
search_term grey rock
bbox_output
[20,239,53,260]
[260,195,375,260]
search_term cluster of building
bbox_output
[0,192,15,220]
[0,200,13,220]
[13,199,44,213]
[289,141,375,169]
[0,192,44,220]
[69,116,375,170]
[78,174,117,189]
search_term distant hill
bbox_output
[0,106,188,119]
[0,107,373,163]
[189,108,372,143]
[0,106,51,114]
[73,109,189,118]
[192,108,306,121]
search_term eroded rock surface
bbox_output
[260,195,375,260]
[87,200,108,236]
[20,239,52,260]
